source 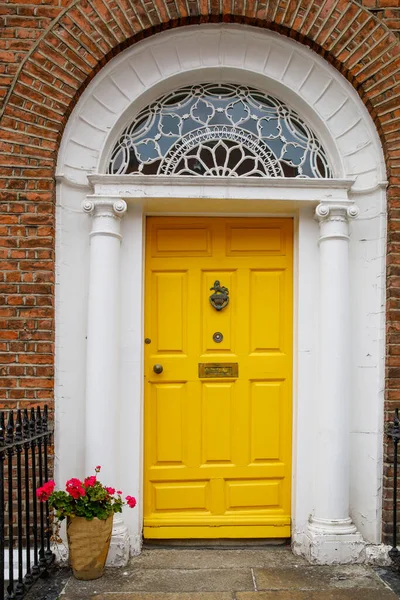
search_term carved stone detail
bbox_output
[82,197,127,240]
[315,202,359,223]
[82,198,127,218]
[315,202,359,243]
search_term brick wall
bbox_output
[362,1,400,38]
[0,0,400,543]
[0,1,65,106]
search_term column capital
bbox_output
[82,196,127,217]
[315,202,359,243]
[82,196,127,240]
[315,202,359,223]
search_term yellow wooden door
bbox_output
[144,217,293,539]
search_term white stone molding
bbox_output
[88,174,355,202]
[57,25,385,191]
[83,196,129,566]
[304,201,365,563]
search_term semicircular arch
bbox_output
[57,25,385,190]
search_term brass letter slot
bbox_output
[198,363,238,378]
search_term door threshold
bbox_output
[143,538,290,549]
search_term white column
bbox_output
[82,196,130,566]
[304,201,364,564]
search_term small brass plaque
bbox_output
[198,363,238,378]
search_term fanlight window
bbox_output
[107,84,332,178]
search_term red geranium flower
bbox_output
[36,480,55,501]
[66,478,86,499]
[126,495,136,508]
[84,476,97,487]
[105,487,115,495]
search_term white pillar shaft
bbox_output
[317,227,350,521]
[312,202,359,535]
[83,198,127,485]
[86,234,120,481]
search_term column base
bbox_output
[300,522,365,564]
[106,514,130,567]
[308,516,357,535]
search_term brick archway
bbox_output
[1,0,399,544]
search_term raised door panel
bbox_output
[151,481,211,514]
[152,271,188,355]
[201,382,235,465]
[151,224,212,257]
[250,270,285,354]
[225,223,287,256]
[225,479,282,512]
[250,381,282,463]
[151,383,186,465]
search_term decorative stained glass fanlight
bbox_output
[107,83,332,178]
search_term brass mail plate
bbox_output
[198,363,238,378]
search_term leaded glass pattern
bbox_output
[107,83,333,178]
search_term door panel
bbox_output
[202,382,234,464]
[144,217,293,538]
[250,381,283,462]
[250,270,284,352]
[153,271,188,353]
[153,383,185,465]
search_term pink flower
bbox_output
[84,476,96,487]
[105,487,115,495]
[95,466,101,473]
[44,480,55,494]
[36,480,55,502]
[66,478,86,500]
[126,495,136,509]
[117,490,122,495]
[36,488,48,501]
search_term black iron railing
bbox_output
[388,408,400,570]
[0,405,54,599]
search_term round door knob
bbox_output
[153,364,163,374]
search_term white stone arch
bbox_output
[58,24,385,189]
[55,24,387,566]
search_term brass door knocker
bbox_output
[209,281,229,311]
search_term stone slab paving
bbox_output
[129,548,309,569]
[253,564,384,590]
[60,547,398,600]
[236,592,397,599]
[88,595,233,600]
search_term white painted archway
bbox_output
[55,24,387,565]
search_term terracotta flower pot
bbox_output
[67,515,113,580]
